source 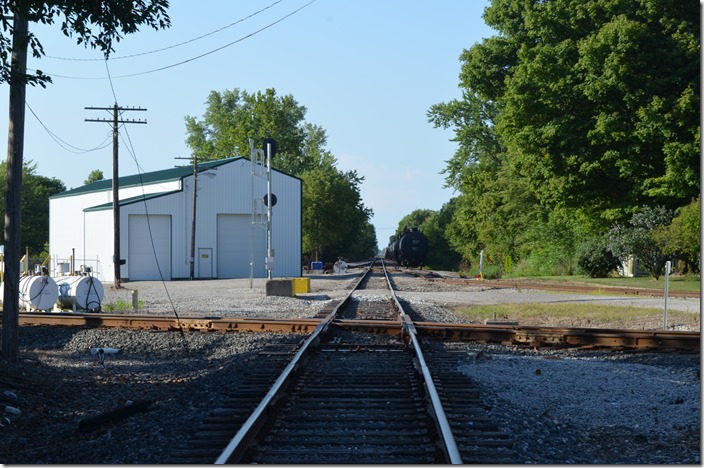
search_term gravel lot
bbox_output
[0,269,699,464]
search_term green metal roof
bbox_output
[83,190,182,212]
[50,157,243,199]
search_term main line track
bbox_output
[170,260,518,464]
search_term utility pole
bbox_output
[85,105,146,289]
[175,155,197,280]
[2,10,28,363]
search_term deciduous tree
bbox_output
[84,169,104,185]
[185,88,309,174]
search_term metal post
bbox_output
[479,249,484,280]
[189,155,197,280]
[663,260,671,330]
[266,142,273,280]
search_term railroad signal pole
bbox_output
[85,104,146,289]
[262,138,277,280]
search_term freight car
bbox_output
[385,227,429,268]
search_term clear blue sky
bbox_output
[0,0,494,250]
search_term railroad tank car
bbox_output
[386,227,429,267]
[56,275,105,312]
[0,274,59,311]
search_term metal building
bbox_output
[49,157,302,282]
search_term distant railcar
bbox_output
[386,227,428,267]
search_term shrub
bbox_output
[576,236,621,278]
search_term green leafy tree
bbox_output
[419,200,463,270]
[84,169,104,185]
[0,0,170,87]
[608,205,674,279]
[394,209,433,240]
[429,0,699,276]
[0,161,65,255]
[185,88,311,175]
[302,165,373,262]
[657,197,700,272]
[335,217,377,262]
[490,0,699,215]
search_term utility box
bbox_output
[292,277,310,294]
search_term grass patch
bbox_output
[502,275,700,293]
[455,303,700,330]
[102,298,145,312]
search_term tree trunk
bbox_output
[2,11,28,363]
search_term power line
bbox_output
[44,0,284,62]
[26,101,113,154]
[27,0,318,80]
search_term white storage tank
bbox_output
[0,275,59,311]
[55,276,105,312]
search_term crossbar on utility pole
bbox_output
[85,104,146,289]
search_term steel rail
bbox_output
[380,259,464,465]
[13,311,320,333]
[213,263,374,464]
[413,322,700,351]
[13,311,698,351]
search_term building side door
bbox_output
[198,248,213,279]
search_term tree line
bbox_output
[415,0,699,279]
[2,0,700,281]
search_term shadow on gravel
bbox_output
[303,273,361,281]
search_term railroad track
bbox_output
[11,312,699,352]
[168,261,516,464]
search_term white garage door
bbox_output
[128,214,171,281]
[217,214,266,278]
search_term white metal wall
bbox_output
[128,214,172,280]
[216,214,266,278]
[49,179,181,281]
[52,158,302,282]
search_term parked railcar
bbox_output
[386,227,428,267]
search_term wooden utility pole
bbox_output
[2,10,28,363]
[85,105,146,289]
[175,155,198,280]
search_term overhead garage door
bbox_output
[217,214,266,278]
[128,214,171,280]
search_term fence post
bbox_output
[663,260,671,330]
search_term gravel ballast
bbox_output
[0,271,699,464]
